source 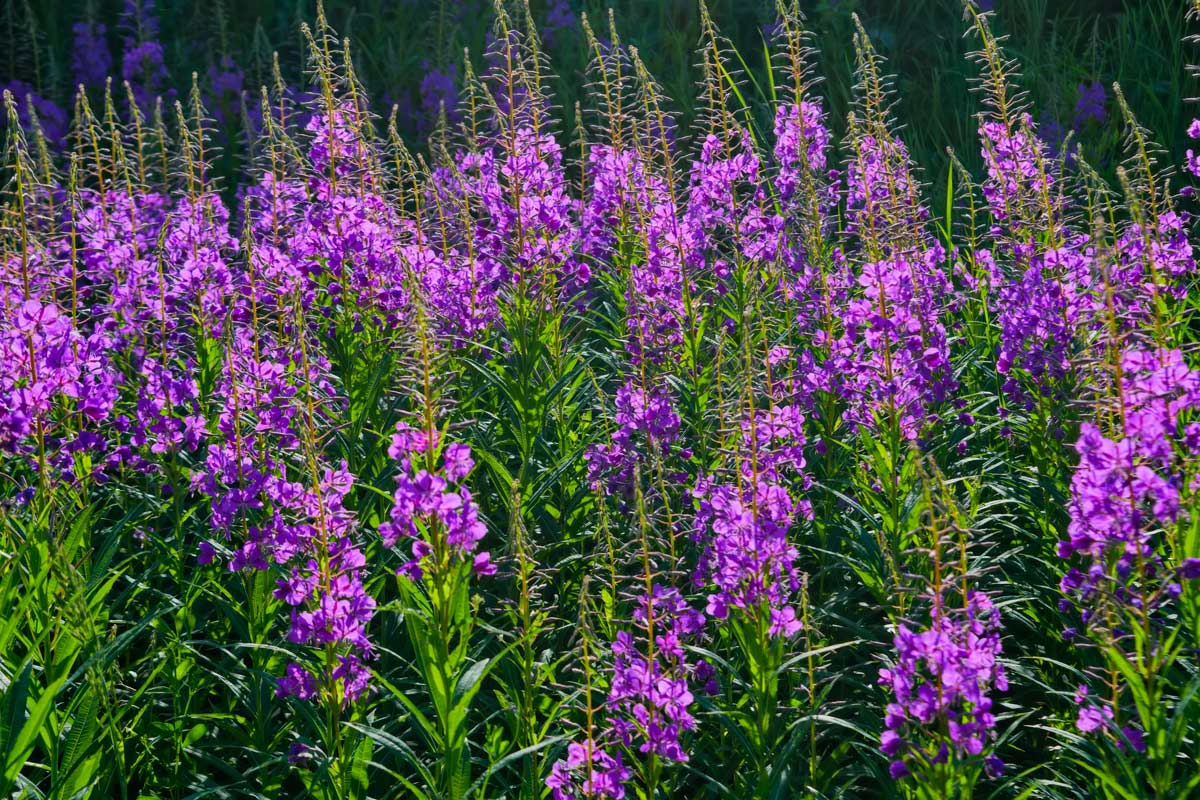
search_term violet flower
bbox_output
[879,590,1008,782]
[72,21,112,89]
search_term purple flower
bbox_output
[879,591,1006,782]
[846,131,925,239]
[120,0,160,43]
[586,381,683,496]
[978,114,1058,238]
[121,40,169,111]
[277,663,317,701]
[1061,347,1200,754]
[549,582,709,799]
[546,742,630,799]
[1061,349,1200,617]
[381,430,492,580]
[305,102,370,178]
[693,406,811,638]
[2,81,68,147]
[72,21,112,88]
[686,127,784,272]
[830,249,957,440]
[1073,81,1107,128]
[1186,120,1200,177]
[443,443,474,482]
[773,101,832,202]
[994,244,1098,401]
[1076,703,1111,733]
[206,55,244,124]
[580,144,686,362]
[417,61,459,133]
[1119,727,1147,753]
[541,0,577,48]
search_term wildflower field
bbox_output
[5,0,1200,797]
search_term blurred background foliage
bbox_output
[2,0,1192,186]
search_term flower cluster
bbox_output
[693,405,812,636]
[994,244,1098,401]
[306,101,372,179]
[1187,119,1200,178]
[608,586,707,762]
[0,299,92,450]
[8,7,1200,795]
[273,463,377,704]
[417,61,459,133]
[1071,685,1147,753]
[1074,82,1107,129]
[685,128,784,276]
[546,741,631,800]
[206,55,245,124]
[3,81,68,147]
[72,21,112,89]
[1060,348,1200,625]
[581,144,687,364]
[547,586,709,799]
[773,100,838,273]
[773,101,832,203]
[978,114,1058,242]
[693,478,803,636]
[832,250,957,440]
[879,591,1008,780]
[586,380,684,497]
[380,423,495,580]
[845,132,926,240]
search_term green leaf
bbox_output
[5,668,68,785]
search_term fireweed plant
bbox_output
[4,1,1200,798]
